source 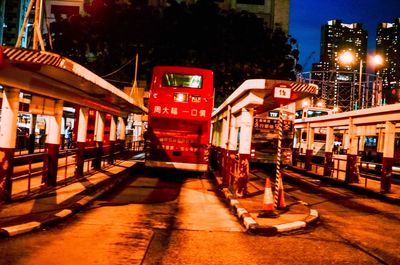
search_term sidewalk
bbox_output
[0,159,142,237]
[214,169,319,235]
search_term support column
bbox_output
[343,132,349,154]
[44,100,64,186]
[227,114,238,187]
[221,115,229,186]
[117,117,127,155]
[28,114,37,154]
[358,135,366,159]
[93,111,105,170]
[376,127,384,174]
[345,118,359,183]
[60,116,66,150]
[381,121,395,193]
[109,115,117,164]
[324,126,334,177]
[76,106,88,177]
[305,123,314,171]
[0,87,20,202]
[237,108,253,197]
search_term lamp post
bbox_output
[358,59,363,109]
[339,51,383,110]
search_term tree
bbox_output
[50,0,301,107]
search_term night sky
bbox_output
[289,0,400,71]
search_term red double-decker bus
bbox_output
[145,66,214,172]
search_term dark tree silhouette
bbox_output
[50,0,301,107]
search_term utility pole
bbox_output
[130,52,139,98]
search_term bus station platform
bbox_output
[0,159,141,237]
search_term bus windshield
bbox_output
[162,73,202,88]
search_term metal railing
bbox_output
[13,153,48,196]
[57,148,78,184]
[10,141,133,200]
[227,154,240,192]
[293,154,394,193]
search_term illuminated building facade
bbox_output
[312,20,368,111]
[376,18,400,103]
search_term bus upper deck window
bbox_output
[162,73,202,88]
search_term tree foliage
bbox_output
[50,0,301,106]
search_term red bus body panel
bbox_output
[146,66,214,172]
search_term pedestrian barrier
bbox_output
[58,148,78,183]
[10,141,132,200]
[292,153,399,194]
[12,153,48,195]
[209,146,247,197]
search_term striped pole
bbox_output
[274,104,283,208]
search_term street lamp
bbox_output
[339,51,383,109]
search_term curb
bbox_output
[0,164,138,238]
[219,184,319,235]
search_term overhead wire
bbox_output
[104,79,133,85]
[101,58,136,78]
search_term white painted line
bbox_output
[274,221,306,232]
[3,221,41,236]
[310,209,319,217]
[236,208,248,218]
[54,209,73,218]
[76,196,93,206]
[243,217,257,229]
[230,199,239,207]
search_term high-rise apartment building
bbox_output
[376,18,400,104]
[312,20,368,111]
[320,20,368,70]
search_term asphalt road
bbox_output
[1,166,399,264]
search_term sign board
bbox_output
[273,83,292,104]
[253,118,293,131]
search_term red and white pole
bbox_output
[274,105,284,209]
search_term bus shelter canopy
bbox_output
[213,79,319,118]
[0,47,147,117]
